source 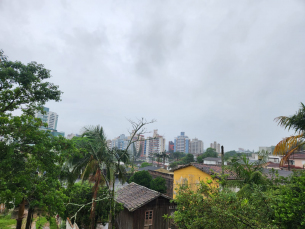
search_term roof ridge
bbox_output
[129,182,160,194]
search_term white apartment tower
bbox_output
[35,107,58,130]
[190,138,204,155]
[144,130,165,158]
[174,132,190,153]
[210,141,221,154]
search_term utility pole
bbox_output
[221,146,224,176]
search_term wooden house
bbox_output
[115,182,176,229]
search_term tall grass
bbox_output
[0,213,16,229]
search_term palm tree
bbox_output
[71,125,109,229]
[154,153,162,167]
[273,103,305,168]
[160,151,169,168]
[70,118,155,229]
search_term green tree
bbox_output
[140,162,152,168]
[150,176,167,193]
[197,148,218,163]
[272,171,305,228]
[182,153,194,164]
[228,155,268,190]
[0,50,61,116]
[64,182,123,229]
[204,148,218,158]
[171,179,277,229]
[224,150,237,161]
[154,152,162,167]
[129,170,152,188]
[173,152,185,161]
[70,119,155,229]
[160,151,169,167]
[169,161,179,170]
[197,154,204,163]
[69,126,129,229]
[0,50,69,229]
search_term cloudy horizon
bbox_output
[1,0,304,151]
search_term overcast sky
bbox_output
[1,0,304,151]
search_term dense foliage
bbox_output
[0,50,73,229]
[64,182,123,229]
[129,171,167,193]
[129,170,153,188]
[140,162,152,168]
[172,153,305,229]
[182,154,195,164]
[150,176,167,194]
[172,180,277,229]
[197,148,218,163]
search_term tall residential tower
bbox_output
[174,132,190,153]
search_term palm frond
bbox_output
[274,103,305,132]
[81,156,99,181]
[273,134,305,166]
[273,134,304,156]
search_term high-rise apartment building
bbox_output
[35,107,58,130]
[111,134,129,150]
[174,132,190,153]
[106,139,112,149]
[210,141,221,154]
[190,138,204,155]
[168,141,174,153]
[35,107,64,137]
[132,134,145,157]
[144,130,165,158]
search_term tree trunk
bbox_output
[25,207,33,229]
[111,178,115,229]
[16,198,25,229]
[90,170,101,229]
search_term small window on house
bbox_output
[145,210,153,225]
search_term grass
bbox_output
[36,216,57,229]
[0,213,16,229]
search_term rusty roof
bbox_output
[116,182,171,212]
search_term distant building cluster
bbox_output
[35,107,280,162]
[170,132,204,155]
[106,129,165,159]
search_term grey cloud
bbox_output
[0,0,304,151]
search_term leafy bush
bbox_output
[129,170,152,188]
[150,176,167,193]
[140,162,152,168]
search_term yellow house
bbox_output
[173,163,234,198]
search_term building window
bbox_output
[145,210,153,225]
